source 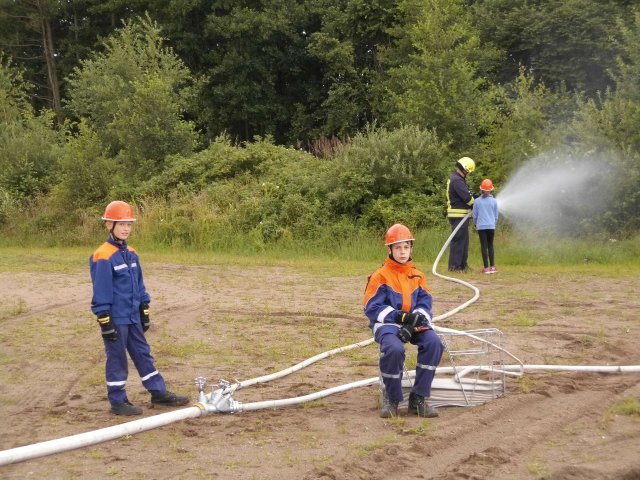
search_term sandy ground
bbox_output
[0,255,639,479]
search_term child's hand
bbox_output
[96,313,117,342]
[397,325,414,343]
[139,304,150,332]
[412,312,431,329]
[403,312,427,328]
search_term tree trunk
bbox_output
[36,0,62,123]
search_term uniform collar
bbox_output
[107,236,127,250]
[384,257,414,273]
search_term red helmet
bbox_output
[385,223,414,246]
[102,201,136,222]
[480,179,494,191]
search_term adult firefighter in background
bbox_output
[446,157,476,272]
[363,224,444,418]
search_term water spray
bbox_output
[494,153,616,234]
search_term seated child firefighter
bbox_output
[363,224,444,418]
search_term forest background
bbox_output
[1,0,640,255]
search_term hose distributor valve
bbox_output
[194,376,208,404]
[202,378,240,413]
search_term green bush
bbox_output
[327,125,450,226]
[50,121,119,210]
[362,191,445,230]
[131,127,453,248]
[0,118,63,201]
[141,135,254,195]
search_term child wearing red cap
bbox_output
[472,180,500,274]
[90,201,189,415]
[363,224,444,418]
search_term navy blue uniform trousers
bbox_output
[103,322,167,405]
[448,216,470,271]
[376,328,444,403]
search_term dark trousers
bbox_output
[376,329,444,403]
[478,229,495,268]
[448,217,470,271]
[103,322,167,405]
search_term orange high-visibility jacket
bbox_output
[363,258,433,335]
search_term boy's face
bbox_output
[105,221,133,241]
[389,241,412,264]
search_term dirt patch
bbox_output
[1,260,639,479]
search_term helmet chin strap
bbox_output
[109,221,124,243]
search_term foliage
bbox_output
[140,134,264,195]
[562,9,640,235]
[329,125,450,228]
[1,1,640,244]
[472,0,628,96]
[198,0,399,144]
[0,57,64,224]
[200,0,318,144]
[49,121,121,213]
[478,68,580,185]
[1,0,635,144]
[65,15,199,180]
[118,126,450,248]
[381,0,501,150]
[0,55,32,123]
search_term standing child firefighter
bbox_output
[363,224,444,418]
[90,201,189,416]
[473,179,499,274]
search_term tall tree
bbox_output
[199,0,399,144]
[303,0,398,141]
[472,0,632,96]
[380,0,501,150]
[0,0,63,120]
[65,16,199,180]
[199,0,317,143]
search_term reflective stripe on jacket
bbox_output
[447,171,474,218]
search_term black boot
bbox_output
[408,392,438,418]
[151,390,189,407]
[380,391,399,418]
[111,400,142,416]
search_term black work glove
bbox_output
[139,303,150,332]
[397,324,415,343]
[97,312,117,342]
[395,311,412,325]
[408,312,431,330]
[403,312,422,328]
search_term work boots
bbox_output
[380,391,399,418]
[151,390,189,407]
[111,400,143,416]
[408,392,438,418]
